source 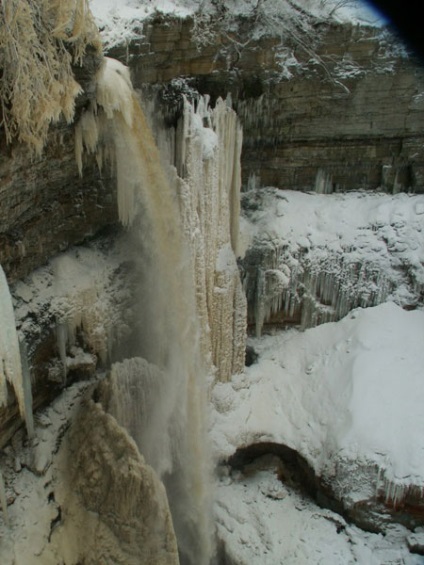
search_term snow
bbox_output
[211,301,424,561]
[211,302,424,491]
[241,189,424,333]
[215,469,421,565]
[0,381,94,565]
[243,190,424,288]
[89,0,387,49]
[89,0,196,48]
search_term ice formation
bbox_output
[248,251,392,335]
[74,58,245,565]
[242,188,424,334]
[0,264,33,437]
[51,250,122,374]
[174,95,247,381]
[50,395,180,565]
[314,168,333,194]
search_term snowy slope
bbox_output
[89,0,386,48]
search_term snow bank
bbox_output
[211,302,424,489]
[89,0,196,48]
[244,190,424,295]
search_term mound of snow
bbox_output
[211,302,424,488]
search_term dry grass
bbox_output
[0,0,101,154]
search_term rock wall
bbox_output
[112,16,424,193]
[0,50,118,284]
[2,14,424,285]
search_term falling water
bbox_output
[76,58,216,564]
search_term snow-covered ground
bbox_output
[215,469,424,564]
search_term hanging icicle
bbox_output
[0,264,33,437]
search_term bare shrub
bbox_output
[0,0,101,154]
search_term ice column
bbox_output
[0,264,33,437]
[175,95,247,382]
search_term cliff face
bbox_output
[0,50,118,284]
[2,15,424,284]
[112,16,424,194]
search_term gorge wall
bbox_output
[110,16,424,193]
[2,13,424,282]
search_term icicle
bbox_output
[314,168,333,194]
[0,264,33,436]
[0,469,9,527]
[174,94,247,379]
[56,322,68,384]
[74,108,99,175]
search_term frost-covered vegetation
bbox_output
[0,0,101,154]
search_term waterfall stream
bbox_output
[77,57,213,564]
[76,57,246,564]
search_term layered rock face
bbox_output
[0,49,118,284]
[0,133,117,283]
[112,16,424,193]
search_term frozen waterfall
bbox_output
[75,58,246,565]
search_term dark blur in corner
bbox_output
[368,0,424,60]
